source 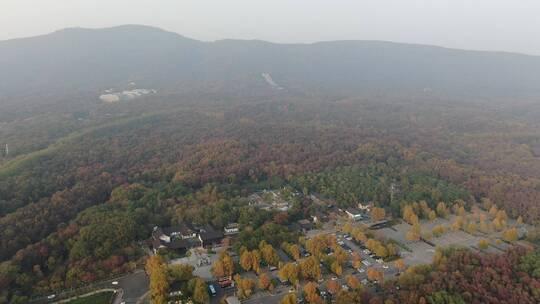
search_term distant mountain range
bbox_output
[1,24,539,97]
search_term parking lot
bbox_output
[306,230,400,282]
[374,210,529,266]
[340,237,399,279]
[170,248,223,280]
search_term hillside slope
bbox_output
[1,25,539,98]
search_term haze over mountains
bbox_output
[1,24,540,98]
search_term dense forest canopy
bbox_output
[1,25,540,303]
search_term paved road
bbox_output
[243,286,295,304]
[92,270,149,304]
[208,281,236,304]
[31,270,148,304]
[112,271,149,304]
[112,289,124,304]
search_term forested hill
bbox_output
[1,24,540,98]
[1,25,540,303]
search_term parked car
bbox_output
[209,284,217,296]
[218,277,233,288]
[321,292,330,301]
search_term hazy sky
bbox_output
[2,0,539,55]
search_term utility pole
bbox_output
[4,144,7,157]
[390,182,396,205]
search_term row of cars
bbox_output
[337,234,390,272]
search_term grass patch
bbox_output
[388,238,412,252]
[65,291,115,304]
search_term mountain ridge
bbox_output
[1,24,539,98]
[3,24,539,58]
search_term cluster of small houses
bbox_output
[247,190,293,212]
[151,194,380,255]
[149,194,396,304]
[151,223,240,254]
[149,191,532,304]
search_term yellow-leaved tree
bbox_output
[145,255,169,304]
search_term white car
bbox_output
[47,295,56,300]
[382,265,389,269]
[112,281,119,285]
[376,259,383,264]
[358,268,365,273]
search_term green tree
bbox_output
[168,263,194,282]
[518,250,540,278]
[427,291,466,304]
